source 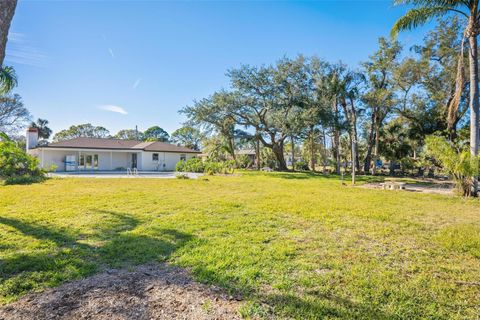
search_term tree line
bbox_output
[181,17,477,180]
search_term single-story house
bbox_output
[25,128,200,172]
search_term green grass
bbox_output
[0,171,479,319]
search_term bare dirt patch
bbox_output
[0,264,243,320]
[361,178,455,195]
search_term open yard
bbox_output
[0,172,479,319]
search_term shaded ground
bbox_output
[48,171,203,179]
[0,264,242,320]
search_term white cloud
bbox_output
[108,48,115,58]
[98,105,127,115]
[132,78,142,89]
[6,32,47,67]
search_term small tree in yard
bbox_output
[0,132,45,184]
[425,135,480,197]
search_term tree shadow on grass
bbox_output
[268,171,385,183]
[0,211,193,302]
[185,261,394,319]
[254,292,392,319]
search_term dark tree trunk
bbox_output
[272,141,287,171]
[389,161,395,176]
[0,0,17,66]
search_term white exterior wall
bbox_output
[30,148,197,172]
[141,151,196,171]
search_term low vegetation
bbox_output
[0,172,479,318]
[0,133,46,185]
[176,158,236,175]
[425,135,480,196]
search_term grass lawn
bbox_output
[0,172,479,319]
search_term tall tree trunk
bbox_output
[468,32,479,196]
[364,114,375,174]
[310,125,316,171]
[228,136,236,162]
[255,132,261,170]
[340,98,355,174]
[332,131,341,175]
[322,129,327,173]
[350,99,360,172]
[272,141,287,171]
[0,0,17,66]
[290,135,295,171]
[351,135,356,185]
[372,114,380,175]
[332,98,341,175]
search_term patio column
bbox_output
[110,151,113,170]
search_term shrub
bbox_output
[176,157,204,173]
[237,155,253,169]
[203,161,221,175]
[0,132,46,184]
[175,173,190,179]
[175,160,186,172]
[4,175,46,185]
[176,158,235,175]
[294,160,309,171]
[425,135,480,196]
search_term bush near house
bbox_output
[175,157,205,173]
[0,133,46,185]
[176,158,235,175]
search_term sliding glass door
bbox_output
[78,153,99,170]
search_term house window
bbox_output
[79,155,85,166]
[152,153,159,161]
[180,154,186,161]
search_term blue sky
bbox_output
[7,0,429,137]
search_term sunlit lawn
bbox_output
[0,172,479,319]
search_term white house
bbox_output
[25,128,200,172]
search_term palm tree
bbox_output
[0,66,17,94]
[392,0,480,196]
[30,118,52,139]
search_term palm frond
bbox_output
[0,66,17,95]
[395,0,464,6]
[391,7,450,37]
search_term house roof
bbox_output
[235,149,256,155]
[41,137,200,153]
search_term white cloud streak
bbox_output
[132,78,142,89]
[5,32,47,67]
[98,105,128,115]
[108,48,115,58]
